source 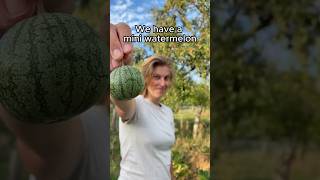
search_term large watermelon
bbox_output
[0,13,108,124]
[110,66,144,100]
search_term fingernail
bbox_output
[123,43,132,53]
[112,49,122,59]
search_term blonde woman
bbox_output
[111,56,176,180]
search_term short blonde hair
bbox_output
[141,56,174,96]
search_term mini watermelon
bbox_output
[110,66,144,100]
[0,13,108,123]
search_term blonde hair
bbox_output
[141,56,174,96]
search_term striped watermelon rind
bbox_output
[110,66,144,100]
[0,13,108,123]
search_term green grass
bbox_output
[110,129,121,180]
[215,149,320,180]
[175,108,210,122]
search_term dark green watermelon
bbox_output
[110,66,144,100]
[0,13,108,123]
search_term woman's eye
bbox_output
[153,75,160,79]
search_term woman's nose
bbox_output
[161,78,169,87]
[159,78,166,86]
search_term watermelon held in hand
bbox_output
[0,13,108,124]
[110,66,144,100]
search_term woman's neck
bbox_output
[145,95,161,107]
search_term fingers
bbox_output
[110,24,124,60]
[115,23,133,54]
[110,23,133,71]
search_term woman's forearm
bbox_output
[110,96,136,121]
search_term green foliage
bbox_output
[172,133,210,179]
[186,83,210,108]
[214,0,320,143]
[172,150,191,178]
[132,46,148,63]
[214,0,320,179]
[110,128,120,180]
[197,169,210,180]
[148,0,210,111]
[162,69,193,112]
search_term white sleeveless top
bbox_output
[119,95,175,180]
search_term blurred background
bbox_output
[213,0,320,180]
[0,0,105,179]
[110,0,210,179]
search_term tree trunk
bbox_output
[193,106,203,139]
[186,120,190,135]
[179,119,184,136]
[276,143,297,180]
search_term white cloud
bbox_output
[110,0,159,31]
[136,7,144,13]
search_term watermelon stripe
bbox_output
[52,14,76,115]
[42,14,66,119]
[12,20,28,56]
[128,67,135,98]
[70,15,107,111]
[117,67,123,99]
[126,67,131,98]
[42,13,71,119]
[118,67,124,99]
[28,16,49,121]
[41,14,62,120]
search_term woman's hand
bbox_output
[109,23,133,71]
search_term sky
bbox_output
[110,0,165,33]
[110,0,205,83]
[110,0,160,57]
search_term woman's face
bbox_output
[146,65,172,102]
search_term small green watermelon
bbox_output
[110,66,144,100]
[0,13,108,123]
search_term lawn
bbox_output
[215,148,320,180]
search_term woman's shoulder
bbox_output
[135,95,144,101]
[134,95,145,105]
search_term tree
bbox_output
[147,0,210,111]
[213,0,320,179]
[186,83,210,139]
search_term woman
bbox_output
[111,56,176,180]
